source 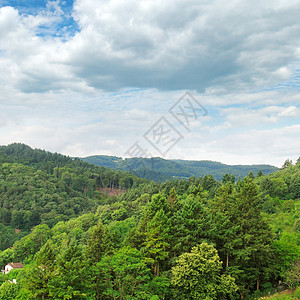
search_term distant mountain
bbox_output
[80,155,279,182]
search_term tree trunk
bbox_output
[96,286,100,300]
[226,254,229,267]
[257,276,259,290]
[154,262,160,276]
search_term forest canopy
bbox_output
[0,144,299,299]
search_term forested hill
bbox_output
[0,143,147,250]
[81,155,279,181]
[0,150,299,299]
[0,143,148,189]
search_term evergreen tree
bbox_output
[142,209,170,276]
[84,221,108,300]
[49,240,88,299]
[84,221,106,264]
[23,240,57,300]
[170,194,211,258]
[212,179,274,295]
[0,281,20,300]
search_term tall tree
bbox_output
[23,240,57,300]
[171,242,237,300]
[212,179,274,295]
[84,221,108,300]
[85,221,106,264]
[142,209,170,276]
[49,240,88,299]
[170,194,211,258]
[97,246,167,299]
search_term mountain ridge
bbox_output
[80,155,279,182]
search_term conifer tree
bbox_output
[23,240,57,300]
[49,240,88,299]
[212,179,274,295]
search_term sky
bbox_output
[0,0,299,167]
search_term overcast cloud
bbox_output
[0,0,299,167]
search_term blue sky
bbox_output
[0,0,299,166]
[0,0,78,37]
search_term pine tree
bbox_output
[170,194,211,258]
[23,240,57,300]
[212,178,274,295]
[49,240,88,299]
[142,209,170,276]
[85,221,106,264]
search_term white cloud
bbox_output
[1,0,300,92]
[0,1,299,167]
[169,125,300,167]
[278,106,300,117]
[65,0,300,91]
[273,66,293,80]
[220,106,300,127]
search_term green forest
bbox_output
[81,155,279,182]
[0,143,299,299]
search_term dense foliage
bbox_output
[82,155,278,182]
[0,144,299,299]
[0,144,147,250]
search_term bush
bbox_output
[294,286,300,298]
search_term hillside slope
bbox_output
[81,155,279,181]
[0,145,298,299]
[0,143,148,250]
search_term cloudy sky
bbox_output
[0,0,299,167]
